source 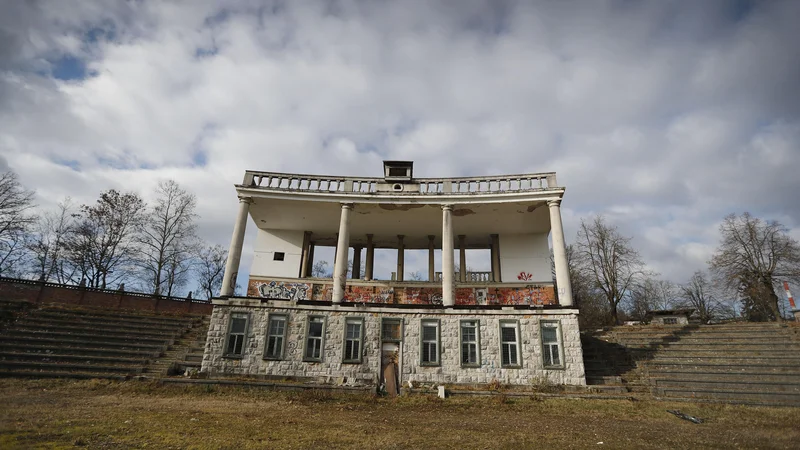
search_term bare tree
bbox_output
[138,180,199,296]
[710,213,800,321]
[679,270,730,323]
[407,271,424,281]
[66,190,145,289]
[26,198,75,282]
[195,244,227,300]
[312,260,330,278]
[628,277,677,321]
[575,215,647,325]
[0,171,36,276]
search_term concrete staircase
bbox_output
[582,323,800,406]
[146,315,210,377]
[0,303,204,380]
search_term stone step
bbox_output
[647,356,800,365]
[648,349,800,357]
[651,371,800,383]
[184,354,203,362]
[0,370,131,381]
[18,317,193,334]
[0,351,149,366]
[5,329,173,345]
[11,322,180,339]
[656,387,800,406]
[0,360,143,374]
[647,361,800,372]
[34,309,197,327]
[0,343,160,358]
[0,335,166,352]
[585,375,622,385]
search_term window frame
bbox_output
[459,319,481,368]
[540,320,565,369]
[342,316,365,364]
[223,311,250,359]
[303,315,327,362]
[499,319,522,368]
[273,252,285,261]
[419,319,441,367]
[380,318,403,343]
[263,313,288,360]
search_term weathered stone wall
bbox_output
[202,301,585,386]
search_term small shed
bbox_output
[647,308,695,325]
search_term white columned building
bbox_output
[205,161,585,391]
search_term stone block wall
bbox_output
[202,301,585,387]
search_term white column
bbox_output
[458,235,466,282]
[427,235,435,281]
[491,234,501,282]
[220,196,252,297]
[548,199,573,306]
[396,235,405,282]
[352,246,362,279]
[333,203,353,303]
[365,234,374,281]
[441,205,455,307]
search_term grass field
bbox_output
[1,379,799,449]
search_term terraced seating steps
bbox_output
[0,304,205,380]
[582,322,800,406]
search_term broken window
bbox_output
[381,318,402,342]
[224,312,249,357]
[541,321,563,368]
[304,316,325,361]
[460,320,480,367]
[263,314,287,360]
[420,320,440,366]
[500,321,520,367]
[343,318,364,363]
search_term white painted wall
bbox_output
[250,229,305,278]
[498,233,551,283]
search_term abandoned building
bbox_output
[201,161,586,390]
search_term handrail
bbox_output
[240,170,559,195]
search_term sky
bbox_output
[1,0,799,293]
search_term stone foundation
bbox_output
[202,299,585,387]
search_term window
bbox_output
[500,321,521,367]
[420,320,440,366]
[343,318,364,363]
[388,167,408,177]
[460,320,480,367]
[541,321,563,368]
[224,312,249,357]
[304,316,325,361]
[273,252,285,261]
[381,318,402,342]
[663,317,678,325]
[263,314,287,360]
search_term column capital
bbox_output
[341,202,354,210]
[547,199,562,207]
[366,233,374,238]
[397,234,405,240]
[238,196,253,204]
[428,234,436,240]
[441,204,454,211]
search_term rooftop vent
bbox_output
[383,161,413,182]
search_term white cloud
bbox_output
[1,0,799,288]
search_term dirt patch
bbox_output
[1,379,799,449]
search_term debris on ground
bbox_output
[667,410,704,424]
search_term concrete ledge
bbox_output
[158,377,374,394]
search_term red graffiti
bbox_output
[517,272,533,281]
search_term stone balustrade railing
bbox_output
[241,171,558,195]
[434,271,493,282]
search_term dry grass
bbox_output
[1,379,799,449]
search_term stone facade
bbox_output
[202,299,585,387]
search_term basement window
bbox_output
[273,252,285,261]
[224,312,249,357]
[541,321,564,369]
[263,314,288,360]
[460,320,480,367]
[500,320,521,368]
[304,316,326,362]
[420,319,440,366]
[343,317,364,364]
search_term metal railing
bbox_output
[242,171,558,196]
[0,276,210,303]
[434,271,493,282]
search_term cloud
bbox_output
[1,0,799,289]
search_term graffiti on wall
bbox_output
[488,285,555,305]
[251,280,311,301]
[345,285,394,303]
[312,284,332,301]
[403,287,443,305]
[517,272,534,281]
